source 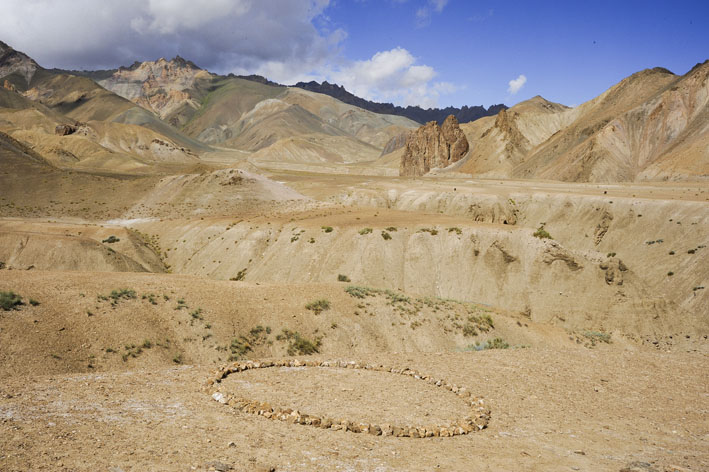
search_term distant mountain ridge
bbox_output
[293,80,506,125]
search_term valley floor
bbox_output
[1,350,706,472]
[0,162,707,471]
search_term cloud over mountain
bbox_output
[0,0,339,78]
[0,0,455,107]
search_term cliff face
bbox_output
[400,115,469,176]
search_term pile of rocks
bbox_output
[205,359,490,438]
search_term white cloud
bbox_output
[0,0,338,80]
[507,74,527,95]
[328,47,453,107]
[416,0,449,27]
[0,1,456,107]
[431,0,449,12]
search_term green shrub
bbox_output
[109,288,136,302]
[447,227,462,235]
[279,329,321,355]
[583,331,611,346]
[358,228,373,235]
[230,268,247,281]
[470,337,509,350]
[305,299,330,314]
[102,235,120,244]
[228,326,271,361]
[321,226,333,233]
[385,227,397,232]
[337,274,351,282]
[417,228,438,236]
[0,291,23,311]
[533,224,552,239]
[462,323,478,337]
[486,337,510,349]
[381,231,392,240]
[345,285,377,299]
[29,299,40,307]
[667,271,674,276]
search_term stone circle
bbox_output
[205,359,491,438]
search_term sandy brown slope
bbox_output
[515,64,708,182]
[0,270,569,378]
[454,63,708,182]
[0,76,204,171]
[457,96,574,177]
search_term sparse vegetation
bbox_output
[583,331,612,346]
[29,298,40,307]
[533,224,552,239]
[417,228,438,236]
[277,329,322,355]
[0,291,23,311]
[385,227,397,232]
[345,285,377,299]
[142,293,158,305]
[305,299,330,314]
[468,337,510,350]
[228,325,272,361]
[98,288,136,306]
[230,268,247,281]
[358,227,373,235]
[447,227,462,235]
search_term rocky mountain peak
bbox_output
[400,114,469,176]
[0,41,40,86]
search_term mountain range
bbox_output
[0,39,706,182]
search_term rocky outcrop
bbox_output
[0,41,40,87]
[97,57,211,120]
[400,115,469,176]
[55,124,76,136]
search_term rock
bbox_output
[206,461,233,472]
[400,115,469,176]
[212,392,227,404]
[55,124,77,136]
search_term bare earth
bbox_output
[1,350,706,471]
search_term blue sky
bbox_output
[2,0,707,109]
[320,0,709,107]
